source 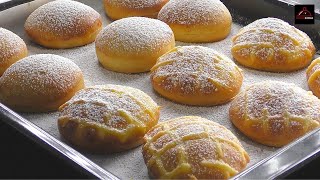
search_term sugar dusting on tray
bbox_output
[0,0,314,179]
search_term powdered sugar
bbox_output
[236,81,320,121]
[96,17,174,55]
[158,0,228,25]
[232,18,314,61]
[143,116,249,178]
[59,85,158,130]
[0,27,26,62]
[151,46,241,94]
[0,54,82,96]
[107,0,165,9]
[25,0,100,36]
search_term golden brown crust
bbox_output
[24,0,102,49]
[232,18,315,72]
[58,85,160,153]
[0,54,84,112]
[103,0,169,20]
[229,81,320,147]
[158,0,232,42]
[151,46,243,106]
[0,28,28,76]
[306,58,320,98]
[142,116,250,179]
[95,17,175,73]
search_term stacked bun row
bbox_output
[0,0,319,179]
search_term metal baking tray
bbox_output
[0,0,319,179]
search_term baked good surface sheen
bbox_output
[232,18,315,72]
[307,57,320,98]
[158,0,232,42]
[229,81,320,147]
[95,17,175,73]
[151,46,243,106]
[0,28,28,76]
[58,85,160,153]
[142,116,250,179]
[25,0,102,48]
[104,0,169,20]
[0,54,84,112]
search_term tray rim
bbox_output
[0,103,120,180]
[0,0,320,179]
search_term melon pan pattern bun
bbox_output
[151,46,243,106]
[232,18,315,72]
[143,116,249,179]
[307,57,320,98]
[229,80,320,147]
[58,84,160,153]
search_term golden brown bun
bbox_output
[95,17,175,73]
[103,0,169,20]
[25,0,102,49]
[0,28,28,76]
[151,46,243,106]
[232,18,315,72]
[58,85,160,153]
[0,54,84,112]
[229,81,320,147]
[158,0,232,43]
[142,116,250,179]
[307,58,320,98]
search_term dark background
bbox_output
[0,120,93,179]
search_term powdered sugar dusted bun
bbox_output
[25,0,102,49]
[307,57,320,98]
[151,46,243,106]
[142,116,250,179]
[0,54,84,112]
[58,84,160,153]
[158,0,232,42]
[104,0,169,20]
[229,81,320,147]
[95,17,175,73]
[0,28,27,76]
[232,18,315,72]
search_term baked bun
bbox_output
[95,17,175,73]
[151,46,243,106]
[25,0,102,49]
[229,81,320,147]
[0,54,84,112]
[58,85,160,153]
[307,57,320,98]
[232,18,315,72]
[142,116,250,179]
[103,0,169,20]
[0,28,28,76]
[158,0,232,42]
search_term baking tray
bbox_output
[0,0,319,179]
